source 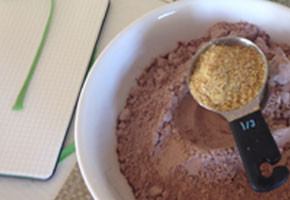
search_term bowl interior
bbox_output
[75,0,290,199]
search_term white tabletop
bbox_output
[0,0,166,199]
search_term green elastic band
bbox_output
[12,0,55,110]
[90,46,98,70]
[58,142,76,163]
[12,0,98,161]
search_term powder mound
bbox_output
[116,22,290,200]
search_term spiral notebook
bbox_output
[0,0,109,179]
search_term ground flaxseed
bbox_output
[189,44,266,112]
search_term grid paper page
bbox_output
[0,0,108,179]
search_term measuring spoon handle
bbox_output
[229,110,289,192]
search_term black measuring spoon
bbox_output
[187,37,289,192]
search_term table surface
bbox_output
[0,0,289,200]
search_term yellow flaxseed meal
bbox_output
[189,44,266,112]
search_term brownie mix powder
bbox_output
[116,22,290,200]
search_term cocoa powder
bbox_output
[116,22,290,200]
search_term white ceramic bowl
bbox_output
[75,0,290,199]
